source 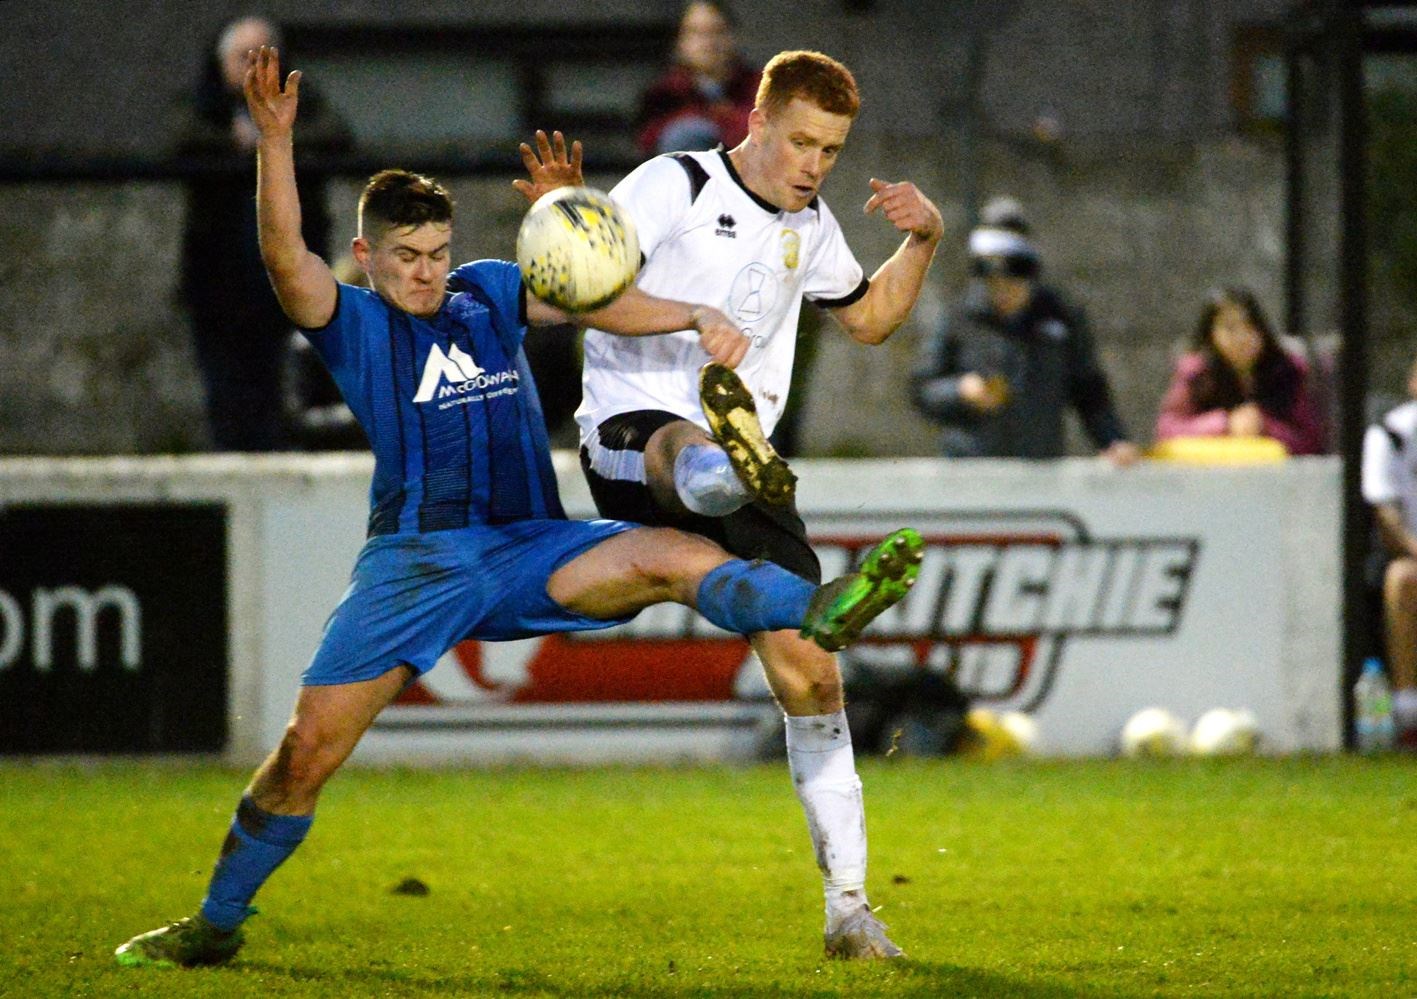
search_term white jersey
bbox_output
[1363,400,1417,534]
[576,149,867,443]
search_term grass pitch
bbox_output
[0,756,1412,998]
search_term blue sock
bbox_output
[199,796,313,932]
[696,559,815,635]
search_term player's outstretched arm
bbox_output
[511,130,584,204]
[244,45,337,329]
[831,178,944,345]
[525,286,749,369]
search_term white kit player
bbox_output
[516,50,943,958]
[1362,354,1417,748]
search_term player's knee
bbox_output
[645,423,711,492]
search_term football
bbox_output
[516,186,640,313]
[961,708,1021,759]
[1119,707,1188,758]
[997,710,1041,755]
[1189,707,1260,756]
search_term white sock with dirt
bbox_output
[673,443,751,516]
[784,709,870,924]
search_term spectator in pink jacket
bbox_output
[1155,287,1327,455]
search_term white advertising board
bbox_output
[0,454,1343,762]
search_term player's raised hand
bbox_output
[864,178,943,243]
[512,130,584,204]
[690,306,750,369]
[242,45,300,140]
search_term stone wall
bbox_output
[0,133,1321,457]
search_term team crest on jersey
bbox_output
[730,263,778,323]
[780,229,800,270]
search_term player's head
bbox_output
[969,197,1039,316]
[755,50,860,121]
[741,51,860,212]
[1193,286,1277,376]
[353,169,454,318]
[217,16,278,93]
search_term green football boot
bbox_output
[114,914,243,969]
[699,362,797,506]
[800,528,923,653]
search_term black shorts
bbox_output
[580,409,822,584]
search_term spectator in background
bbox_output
[911,197,1139,464]
[280,256,368,451]
[1154,287,1327,456]
[176,15,350,450]
[636,1,761,156]
[1361,353,1417,749]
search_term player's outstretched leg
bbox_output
[799,528,923,652]
[699,362,797,506]
[115,670,406,971]
[689,528,921,649]
[114,915,244,969]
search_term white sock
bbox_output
[673,443,750,516]
[785,710,869,922]
[1394,688,1417,729]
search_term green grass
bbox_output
[0,757,1413,997]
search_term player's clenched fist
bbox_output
[689,306,750,369]
[864,178,943,243]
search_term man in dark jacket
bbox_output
[176,15,351,451]
[911,198,1139,464]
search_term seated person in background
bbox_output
[636,1,761,155]
[1155,286,1326,455]
[911,197,1139,464]
[1361,353,1417,749]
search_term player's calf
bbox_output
[698,362,797,507]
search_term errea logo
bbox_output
[715,214,737,238]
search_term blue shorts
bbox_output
[302,518,638,686]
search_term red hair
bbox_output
[756,50,860,119]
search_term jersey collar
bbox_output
[717,147,796,216]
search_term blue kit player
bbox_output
[114,47,921,969]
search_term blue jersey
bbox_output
[302,259,565,535]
